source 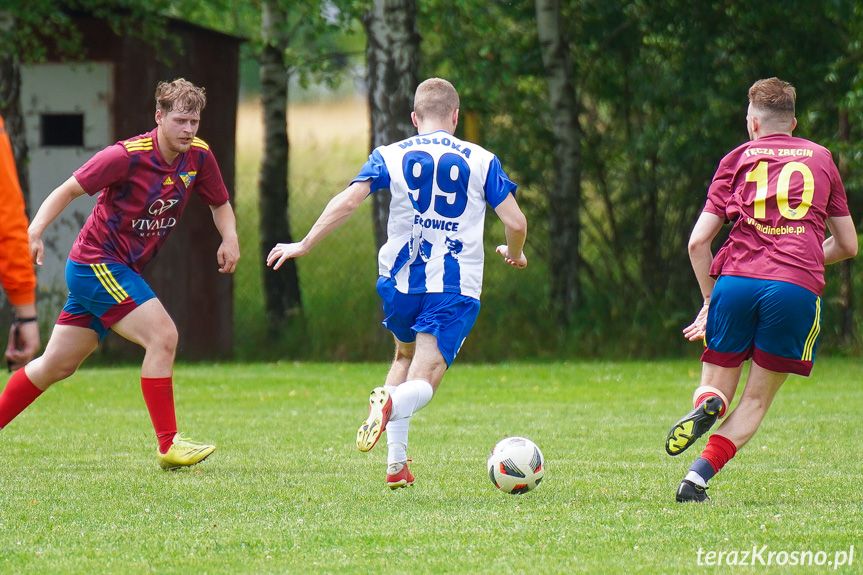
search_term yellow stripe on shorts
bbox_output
[801,296,821,361]
[91,264,130,304]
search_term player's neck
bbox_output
[159,147,179,164]
[754,130,793,140]
[415,122,455,136]
[155,130,180,165]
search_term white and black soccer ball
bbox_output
[487,436,545,494]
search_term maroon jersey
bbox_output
[705,133,850,295]
[70,128,229,273]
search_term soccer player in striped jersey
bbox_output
[268,78,528,488]
[0,79,239,470]
[666,78,858,502]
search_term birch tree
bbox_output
[363,0,420,248]
[535,0,582,324]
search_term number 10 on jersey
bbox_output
[745,160,814,220]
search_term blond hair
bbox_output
[413,78,459,122]
[748,77,795,125]
[155,78,207,115]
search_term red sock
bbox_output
[141,377,177,453]
[695,391,727,418]
[0,369,44,429]
[701,434,738,473]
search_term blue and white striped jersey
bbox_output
[353,130,516,300]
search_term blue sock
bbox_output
[685,457,716,487]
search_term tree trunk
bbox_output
[259,1,301,332]
[535,0,582,325]
[363,0,420,248]
[837,109,854,345]
[0,55,30,212]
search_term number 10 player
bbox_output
[665,77,858,502]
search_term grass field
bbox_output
[1,359,861,574]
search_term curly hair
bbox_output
[155,78,207,115]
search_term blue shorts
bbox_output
[377,276,481,367]
[703,275,821,376]
[58,260,157,341]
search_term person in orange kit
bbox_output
[0,113,40,371]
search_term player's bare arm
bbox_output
[823,215,858,265]
[493,193,528,269]
[28,176,88,266]
[210,201,240,274]
[267,180,371,270]
[684,212,724,341]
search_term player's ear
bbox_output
[791,117,798,132]
[155,109,162,125]
[452,108,459,128]
[748,114,758,133]
[411,111,418,128]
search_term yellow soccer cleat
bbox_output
[157,433,216,470]
[665,396,724,456]
[357,387,393,452]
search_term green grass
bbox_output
[1,359,861,574]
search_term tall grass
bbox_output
[233,98,386,361]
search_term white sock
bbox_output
[386,417,410,465]
[685,470,708,488]
[390,379,434,420]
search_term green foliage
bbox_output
[2,359,862,573]
[165,0,364,88]
[418,0,863,355]
[8,1,863,358]
[1,0,174,62]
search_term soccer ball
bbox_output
[487,436,545,494]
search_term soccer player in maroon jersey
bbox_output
[665,78,858,502]
[0,79,239,470]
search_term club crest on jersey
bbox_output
[179,171,197,187]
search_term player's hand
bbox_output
[29,235,44,266]
[682,302,709,341]
[217,239,240,274]
[267,242,309,270]
[5,319,40,372]
[495,245,527,269]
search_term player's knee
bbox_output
[395,343,415,361]
[46,359,81,382]
[143,325,178,356]
[157,329,179,355]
